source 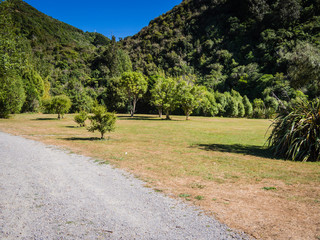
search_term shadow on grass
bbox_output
[65,126,78,129]
[117,116,177,121]
[32,117,58,121]
[61,137,102,141]
[194,143,276,159]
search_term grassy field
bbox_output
[1,113,319,239]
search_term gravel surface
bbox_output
[0,131,251,240]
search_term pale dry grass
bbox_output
[0,113,319,239]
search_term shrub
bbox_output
[252,98,265,118]
[238,101,245,117]
[268,98,320,162]
[50,95,72,119]
[87,105,116,139]
[74,111,88,127]
[224,92,238,117]
[243,95,253,117]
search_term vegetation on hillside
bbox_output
[123,0,320,102]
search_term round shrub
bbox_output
[74,111,88,127]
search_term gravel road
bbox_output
[0,131,250,240]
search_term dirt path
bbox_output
[0,132,249,239]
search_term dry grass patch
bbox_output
[0,113,319,239]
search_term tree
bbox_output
[224,92,239,117]
[50,95,71,119]
[119,71,148,117]
[252,98,265,118]
[0,0,26,118]
[177,78,206,120]
[74,111,88,127]
[286,42,320,91]
[150,76,178,119]
[0,75,25,118]
[242,95,253,117]
[87,105,116,139]
[200,91,219,117]
[21,67,44,112]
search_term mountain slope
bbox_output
[1,0,132,113]
[123,0,320,99]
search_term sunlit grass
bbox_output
[2,113,320,239]
[1,113,319,185]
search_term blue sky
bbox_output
[24,0,182,39]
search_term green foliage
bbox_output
[74,111,88,127]
[0,0,26,118]
[243,95,253,117]
[21,67,44,112]
[200,91,219,117]
[150,75,178,119]
[50,95,71,119]
[119,71,148,117]
[268,98,320,162]
[123,0,320,100]
[224,92,239,117]
[87,105,116,139]
[177,77,206,120]
[3,0,320,119]
[286,42,320,94]
[252,98,266,119]
[0,75,25,118]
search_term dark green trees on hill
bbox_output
[0,0,319,120]
[123,0,320,100]
[0,0,25,118]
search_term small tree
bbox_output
[150,76,178,119]
[242,95,253,117]
[50,95,71,119]
[0,75,25,118]
[238,101,245,117]
[224,92,239,117]
[87,105,116,139]
[119,71,148,117]
[200,91,219,117]
[177,79,206,120]
[74,111,88,127]
[252,98,265,119]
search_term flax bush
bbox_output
[268,98,320,162]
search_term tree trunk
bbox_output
[131,98,137,117]
[58,113,61,119]
[158,109,162,118]
[101,132,104,139]
[165,111,171,120]
[185,109,190,120]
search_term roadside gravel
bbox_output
[0,131,251,239]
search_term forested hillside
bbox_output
[1,0,319,119]
[123,0,320,99]
[0,0,132,117]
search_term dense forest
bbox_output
[1,0,320,119]
[123,0,320,97]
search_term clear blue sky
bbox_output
[23,0,182,39]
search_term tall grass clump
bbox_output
[268,98,320,162]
